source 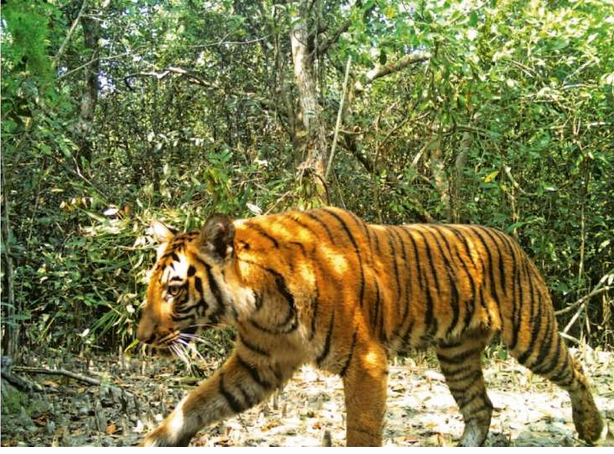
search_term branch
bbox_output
[558,332,589,347]
[59,33,268,82]
[122,66,282,118]
[54,0,88,67]
[317,19,352,55]
[186,34,272,49]
[375,114,416,156]
[58,50,134,80]
[339,134,375,172]
[124,66,220,90]
[356,51,430,89]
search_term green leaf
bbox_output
[470,11,479,27]
[379,49,387,65]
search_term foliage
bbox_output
[1,0,613,355]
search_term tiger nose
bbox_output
[136,320,157,344]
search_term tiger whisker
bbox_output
[178,338,207,364]
[168,343,180,360]
[178,342,196,371]
[180,333,217,349]
[170,342,192,369]
[179,343,192,367]
[170,343,184,362]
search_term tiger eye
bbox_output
[167,285,182,297]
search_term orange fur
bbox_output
[137,207,602,446]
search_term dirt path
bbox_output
[2,347,613,447]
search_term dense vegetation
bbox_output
[2,0,613,358]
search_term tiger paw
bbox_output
[573,408,604,445]
[571,392,604,444]
[458,421,490,447]
[139,426,191,447]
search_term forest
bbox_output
[1,0,613,447]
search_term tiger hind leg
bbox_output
[436,329,494,447]
[508,329,603,444]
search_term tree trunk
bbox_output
[290,0,329,201]
[74,13,101,164]
[451,131,471,223]
[429,130,451,222]
[1,158,17,358]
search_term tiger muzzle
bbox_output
[136,323,157,345]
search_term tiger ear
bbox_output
[200,214,235,262]
[151,220,177,244]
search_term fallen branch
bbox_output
[13,366,103,386]
[1,370,57,393]
[13,365,139,404]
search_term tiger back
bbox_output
[136,207,603,446]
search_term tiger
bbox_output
[136,206,603,446]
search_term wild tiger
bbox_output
[136,207,603,446]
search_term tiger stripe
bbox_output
[320,208,367,308]
[317,310,335,367]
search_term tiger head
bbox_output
[136,215,236,351]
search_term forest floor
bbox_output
[1,346,613,447]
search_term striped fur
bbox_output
[137,207,602,446]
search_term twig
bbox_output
[58,50,134,80]
[554,285,611,316]
[559,332,591,348]
[325,55,352,180]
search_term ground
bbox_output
[1,346,613,447]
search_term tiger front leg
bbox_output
[342,341,389,446]
[140,351,291,447]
